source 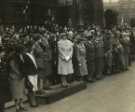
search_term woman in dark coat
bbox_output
[32,35,52,91]
[9,46,27,112]
[0,48,11,112]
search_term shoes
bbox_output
[36,90,45,95]
[44,87,51,90]
[16,107,28,112]
[61,83,70,88]
[20,107,28,111]
[87,78,95,83]
[96,75,103,80]
[16,109,20,112]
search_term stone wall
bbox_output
[0,0,104,26]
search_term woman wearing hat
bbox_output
[75,34,88,81]
[58,33,74,87]
[32,34,52,92]
[9,43,27,112]
[120,31,130,70]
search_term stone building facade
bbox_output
[0,0,104,26]
[118,0,135,23]
[104,0,135,24]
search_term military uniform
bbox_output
[112,36,125,72]
[48,34,59,84]
[85,38,95,81]
[32,37,52,78]
[9,52,25,100]
[0,50,11,112]
[130,31,135,60]
[103,32,113,75]
[32,36,52,90]
[120,32,130,70]
[94,35,104,79]
[76,41,88,77]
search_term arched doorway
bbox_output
[104,9,118,29]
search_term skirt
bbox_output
[10,78,25,100]
[58,58,74,75]
[38,62,52,79]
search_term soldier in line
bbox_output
[120,31,130,70]
[130,28,135,61]
[8,42,27,112]
[103,30,113,75]
[0,24,134,110]
[75,34,88,81]
[112,30,125,72]
[94,28,104,79]
[49,33,59,84]
[85,30,96,82]
[32,33,52,93]
[0,45,11,112]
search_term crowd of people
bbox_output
[0,22,135,112]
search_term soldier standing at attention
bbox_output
[85,30,96,82]
[75,33,88,81]
[32,34,52,93]
[112,30,125,72]
[94,28,104,80]
[103,30,113,75]
[0,46,11,112]
[120,31,130,70]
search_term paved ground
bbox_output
[6,63,135,112]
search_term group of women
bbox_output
[0,24,135,112]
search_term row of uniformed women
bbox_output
[0,25,134,112]
[56,27,132,87]
[9,28,133,111]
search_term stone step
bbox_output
[36,81,87,104]
[5,81,87,108]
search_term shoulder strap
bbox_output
[26,53,38,69]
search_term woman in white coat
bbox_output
[58,33,74,87]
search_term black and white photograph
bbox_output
[0,0,135,112]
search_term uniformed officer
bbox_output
[120,31,130,70]
[75,34,88,81]
[103,30,113,75]
[112,30,125,72]
[85,30,96,82]
[32,33,52,92]
[0,46,11,112]
[94,28,104,79]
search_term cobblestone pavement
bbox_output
[6,63,135,112]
